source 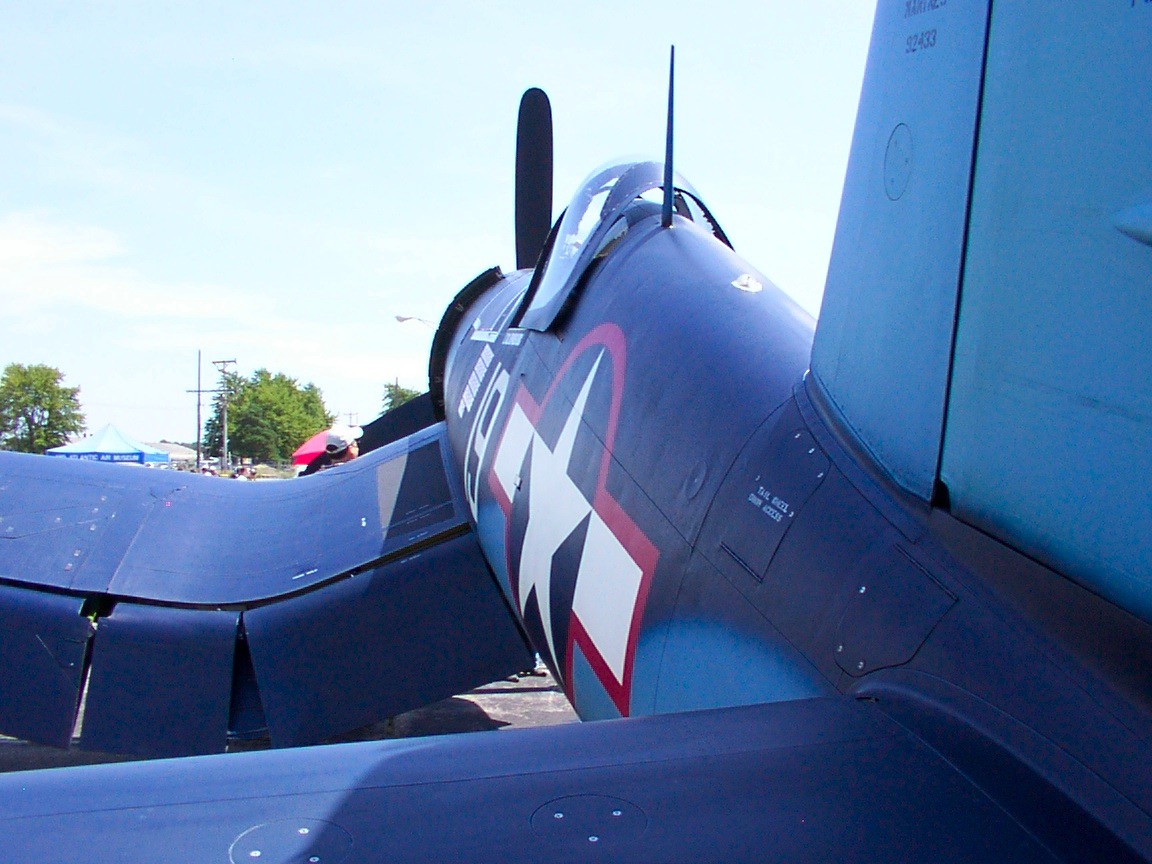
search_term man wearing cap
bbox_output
[300,424,363,476]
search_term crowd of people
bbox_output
[197,464,257,479]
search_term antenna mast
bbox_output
[661,46,676,228]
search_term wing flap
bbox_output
[79,604,238,758]
[0,423,531,755]
[244,532,532,748]
[0,585,91,747]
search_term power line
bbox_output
[185,353,234,471]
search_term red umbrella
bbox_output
[291,429,329,465]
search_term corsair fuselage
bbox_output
[436,161,1152,855]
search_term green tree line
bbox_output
[204,368,332,463]
[0,360,423,462]
[0,363,85,453]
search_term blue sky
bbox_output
[0,3,876,442]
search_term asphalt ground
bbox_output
[0,667,578,773]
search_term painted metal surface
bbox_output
[811,0,991,500]
[433,126,1152,859]
[446,209,816,721]
[0,461,138,595]
[653,553,832,714]
[80,604,238,757]
[0,424,462,604]
[514,87,554,270]
[0,423,530,753]
[243,533,531,747]
[0,698,1075,863]
[0,584,90,747]
[942,1,1152,624]
[356,391,435,454]
[700,399,829,585]
[832,543,955,678]
[0,3,1150,858]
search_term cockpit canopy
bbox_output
[515,160,730,332]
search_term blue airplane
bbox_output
[0,2,1150,860]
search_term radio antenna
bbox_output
[661,46,676,228]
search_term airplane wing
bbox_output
[0,695,1090,863]
[0,423,532,758]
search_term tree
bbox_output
[0,363,85,453]
[202,370,243,463]
[382,380,422,414]
[204,368,332,463]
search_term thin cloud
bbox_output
[0,212,255,325]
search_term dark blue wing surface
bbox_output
[0,423,531,756]
[0,585,90,748]
[80,604,238,757]
[0,696,1121,863]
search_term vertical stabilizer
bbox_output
[813,2,1152,625]
[942,4,1152,623]
[810,0,993,500]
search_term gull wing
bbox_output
[0,423,531,757]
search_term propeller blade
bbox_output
[515,87,554,270]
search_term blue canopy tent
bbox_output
[47,424,170,464]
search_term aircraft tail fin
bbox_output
[809,1,1152,625]
[809,0,992,502]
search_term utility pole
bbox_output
[185,350,220,472]
[211,359,236,471]
[196,352,201,469]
